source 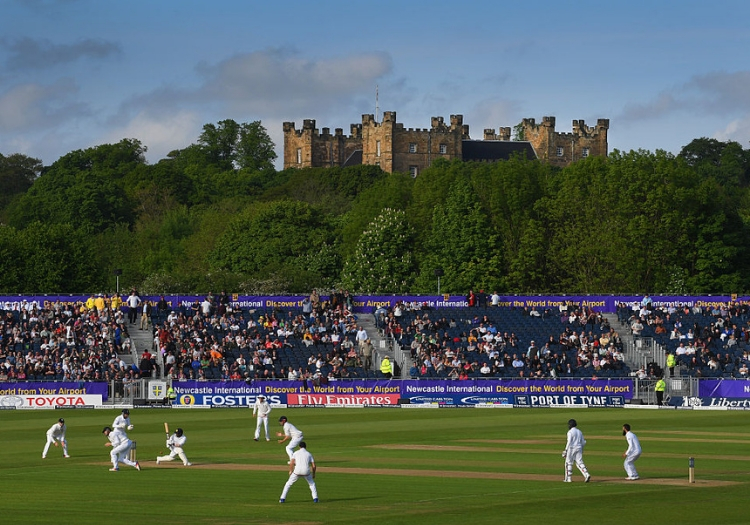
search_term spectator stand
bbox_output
[380,302,631,381]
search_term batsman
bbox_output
[157,423,192,466]
[562,419,591,483]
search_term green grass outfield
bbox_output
[2,407,749,524]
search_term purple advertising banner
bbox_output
[0,382,108,396]
[698,379,750,398]
[0,294,746,314]
[172,379,633,406]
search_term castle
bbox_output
[283,112,609,175]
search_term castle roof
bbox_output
[461,140,537,162]
[343,150,362,167]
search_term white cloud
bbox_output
[618,70,750,123]
[714,117,750,148]
[101,110,202,163]
[687,71,750,113]
[466,98,523,138]
[0,79,88,132]
[193,48,393,116]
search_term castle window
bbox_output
[582,147,590,158]
[376,140,381,157]
[409,142,417,153]
[296,148,302,164]
[409,165,418,177]
[556,147,564,157]
[439,144,447,154]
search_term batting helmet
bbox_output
[568,419,577,429]
[58,418,65,424]
[278,416,287,422]
[175,428,184,437]
[122,409,130,415]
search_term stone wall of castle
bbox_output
[521,116,609,168]
[283,113,608,173]
[283,119,362,169]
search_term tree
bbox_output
[0,153,42,211]
[679,137,750,186]
[6,139,143,230]
[0,222,97,292]
[341,208,416,293]
[208,200,338,291]
[237,121,277,172]
[340,172,414,256]
[197,119,276,172]
[414,177,502,293]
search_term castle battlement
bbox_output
[283,112,607,173]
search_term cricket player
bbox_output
[113,408,134,433]
[253,395,272,442]
[277,415,304,463]
[562,419,591,483]
[157,428,191,466]
[42,418,70,458]
[279,441,318,503]
[622,423,642,480]
[103,426,140,471]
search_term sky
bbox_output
[1,0,749,169]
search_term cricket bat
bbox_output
[164,422,170,438]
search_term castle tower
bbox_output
[283,119,363,169]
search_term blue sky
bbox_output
[2,0,749,168]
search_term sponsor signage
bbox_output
[1,294,748,314]
[3,394,103,408]
[0,382,107,397]
[407,394,514,406]
[514,395,624,407]
[698,380,750,398]
[671,396,750,409]
[172,379,631,407]
[287,393,400,406]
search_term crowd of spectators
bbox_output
[0,296,150,385]
[621,299,750,378]
[8,290,750,384]
[377,300,630,380]
[155,289,375,384]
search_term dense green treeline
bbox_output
[1,123,749,295]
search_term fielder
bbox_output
[113,408,134,433]
[277,415,304,463]
[42,418,70,459]
[622,423,642,480]
[157,427,191,466]
[562,419,591,483]
[253,394,272,442]
[279,441,318,503]
[103,426,140,471]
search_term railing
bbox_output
[625,337,669,373]
[108,378,146,403]
[632,377,697,404]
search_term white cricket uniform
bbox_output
[563,427,590,481]
[157,433,190,466]
[112,414,131,435]
[108,429,137,469]
[253,399,272,441]
[624,431,642,479]
[280,447,318,501]
[282,422,304,461]
[43,422,68,458]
